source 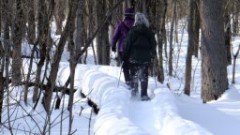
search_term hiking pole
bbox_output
[117,62,124,87]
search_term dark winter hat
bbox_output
[124,8,134,16]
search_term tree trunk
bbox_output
[184,0,199,95]
[54,0,67,34]
[12,0,24,86]
[144,0,167,83]
[0,0,2,123]
[75,0,85,63]
[0,71,3,123]
[232,1,239,35]
[200,0,228,102]
[158,0,167,83]
[32,0,45,103]
[3,23,12,134]
[0,0,2,54]
[95,0,110,65]
[44,0,79,113]
[168,0,177,76]
[67,0,84,133]
[32,0,54,103]
[26,0,36,44]
[193,0,200,57]
[87,0,97,64]
[67,29,76,134]
[224,2,231,65]
[135,0,147,14]
[2,0,12,133]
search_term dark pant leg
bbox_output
[122,61,130,83]
[140,64,149,97]
[119,52,130,83]
[129,64,139,96]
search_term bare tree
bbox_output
[32,0,54,103]
[2,0,13,133]
[26,0,36,44]
[224,0,232,65]
[11,0,25,85]
[67,29,76,135]
[168,0,178,76]
[67,0,84,133]
[184,0,200,95]
[146,0,167,83]
[156,0,167,83]
[95,0,110,65]
[44,0,79,113]
[0,0,3,123]
[135,0,147,14]
[192,0,200,57]
[200,0,228,102]
[0,71,3,123]
[75,0,85,63]
[232,0,239,35]
[54,0,67,35]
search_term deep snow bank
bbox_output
[82,69,149,135]
[152,88,212,135]
[79,64,212,135]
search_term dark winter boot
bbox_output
[140,81,150,101]
[132,81,139,96]
[139,65,150,101]
[131,89,138,97]
[141,95,150,101]
[141,88,150,101]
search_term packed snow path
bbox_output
[80,65,213,135]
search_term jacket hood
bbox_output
[132,25,149,35]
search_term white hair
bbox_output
[133,12,150,28]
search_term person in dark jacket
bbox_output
[112,8,135,86]
[123,12,156,101]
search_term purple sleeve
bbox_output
[112,23,122,47]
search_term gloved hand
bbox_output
[112,46,116,52]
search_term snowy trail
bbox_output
[80,65,212,135]
[175,90,240,135]
[78,64,240,135]
[128,101,159,135]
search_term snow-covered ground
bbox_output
[1,22,240,135]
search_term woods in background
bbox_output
[0,0,239,116]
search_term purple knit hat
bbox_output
[124,8,134,16]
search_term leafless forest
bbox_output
[0,0,239,134]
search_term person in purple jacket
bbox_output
[112,8,135,86]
